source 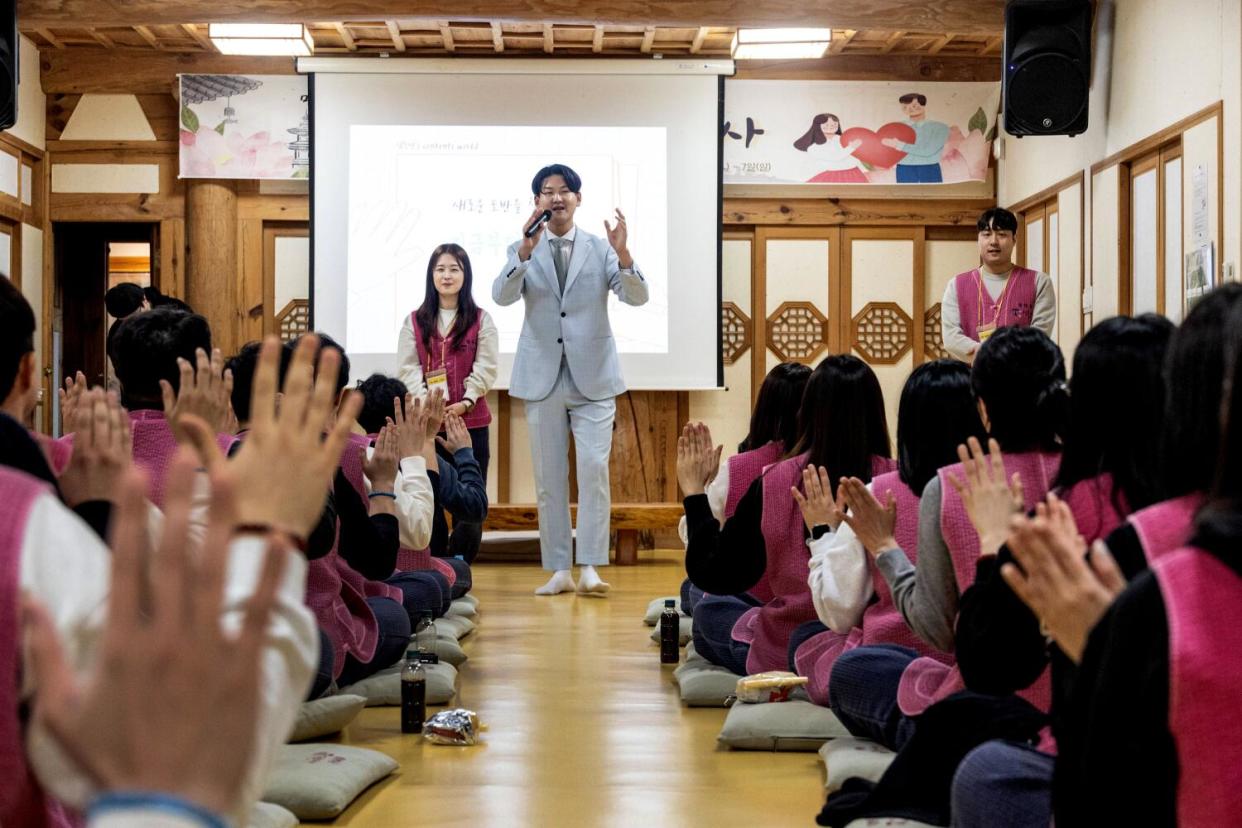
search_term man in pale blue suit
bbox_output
[492,164,649,596]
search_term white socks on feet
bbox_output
[576,565,610,595]
[535,570,576,596]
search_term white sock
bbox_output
[576,565,610,595]
[535,570,575,596]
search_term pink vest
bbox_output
[1060,474,1128,545]
[1130,492,1203,563]
[794,471,950,706]
[126,410,237,508]
[1154,547,1242,826]
[725,441,786,603]
[346,433,456,588]
[412,311,492,429]
[953,267,1039,342]
[733,453,892,675]
[897,450,1060,719]
[336,433,408,606]
[30,432,73,477]
[0,468,78,827]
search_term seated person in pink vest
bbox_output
[398,243,498,562]
[675,361,812,616]
[357,374,481,592]
[941,208,1056,364]
[679,354,895,676]
[827,327,1066,751]
[951,297,1238,827]
[109,307,239,508]
[2,328,348,826]
[792,359,987,706]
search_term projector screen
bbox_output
[309,61,725,389]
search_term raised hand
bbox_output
[58,387,132,507]
[1002,494,1120,663]
[840,477,898,555]
[58,371,88,434]
[436,412,473,455]
[518,206,548,262]
[946,436,1024,556]
[423,386,446,439]
[161,347,234,442]
[676,422,717,497]
[362,423,399,488]
[791,465,846,533]
[23,454,288,817]
[603,208,633,267]
[393,394,429,459]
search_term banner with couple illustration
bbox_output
[722,79,1000,186]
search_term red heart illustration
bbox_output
[841,122,918,169]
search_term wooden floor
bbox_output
[329,549,826,826]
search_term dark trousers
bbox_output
[308,628,334,700]
[680,578,707,616]
[388,568,452,618]
[896,163,944,184]
[951,740,1053,828]
[336,596,413,688]
[440,556,472,598]
[788,619,829,673]
[435,425,490,563]
[828,644,920,751]
[691,594,757,676]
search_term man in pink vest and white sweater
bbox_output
[941,208,1056,364]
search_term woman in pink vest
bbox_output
[941,208,1057,364]
[397,243,498,559]
[827,326,1066,750]
[675,361,811,615]
[680,354,893,675]
[792,359,986,705]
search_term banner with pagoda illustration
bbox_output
[723,79,1000,186]
[178,74,309,180]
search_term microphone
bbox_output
[524,209,553,238]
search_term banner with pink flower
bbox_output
[179,74,310,180]
[723,79,999,187]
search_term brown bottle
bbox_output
[660,599,680,664]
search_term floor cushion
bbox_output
[446,599,477,619]
[717,698,849,751]
[247,802,298,828]
[643,595,681,626]
[649,614,693,646]
[289,694,367,742]
[261,743,397,820]
[339,660,458,706]
[432,634,468,667]
[673,642,739,707]
[819,736,897,793]
[436,614,476,641]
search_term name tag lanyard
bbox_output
[974,268,1017,342]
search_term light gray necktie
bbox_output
[550,237,569,293]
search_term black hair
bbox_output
[740,362,813,453]
[1053,314,1174,514]
[899,93,928,106]
[793,113,843,152]
[1192,294,1242,548]
[0,276,35,403]
[143,286,193,314]
[971,326,1067,453]
[1160,283,1242,499]
[296,332,351,395]
[789,354,891,493]
[105,283,146,319]
[531,163,582,196]
[897,359,987,495]
[356,374,410,435]
[225,341,294,425]
[414,243,480,356]
[111,307,212,409]
[976,208,1019,235]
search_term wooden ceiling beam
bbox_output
[690,26,708,53]
[830,29,857,54]
[640,25,656,53]
[42,48,298,94]
[592,24,603,52]
[880,30,906,54]
[132,25,161,49]
[333,22,357,50]
[978,34,1002,54]
[385,19,406,51]
[36,27,63,48]
[734,53,1001,83]
[16,1,1006,35]
[927,33,954,54]
[542,23,553,53]
[179,23,213,51]
[438,21,455,51]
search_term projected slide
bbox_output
[346,125,668,356]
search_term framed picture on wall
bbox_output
[1184,242,1214,312]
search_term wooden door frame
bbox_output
[840,226,927,364]
[261,221,309,337]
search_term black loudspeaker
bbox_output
[0,0,15,131]
[1003,0,1092,137]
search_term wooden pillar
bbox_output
[185,179,239,354]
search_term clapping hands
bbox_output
[161,348,234,442]
[946,437,1024,557]
[676,422,722,497]
[791,466,847,533]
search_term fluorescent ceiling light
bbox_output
[209,23,314,56]
[732,28,831,60]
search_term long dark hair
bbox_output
[1053,314,1173,513]
[1159,283,1242,500]
[1192,293,1242,548]
[971,326,1068,453]
[414,243,480,354]
[788,354,891,493]
[793,113,842,151]
[897,360,987,496]
[739,362,813,453]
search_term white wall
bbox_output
[7,36,46,150]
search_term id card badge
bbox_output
[426,368,448,390]
[977,322,997,342]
